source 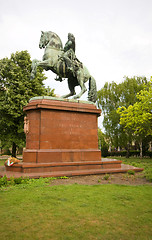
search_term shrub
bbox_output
[103,174,110,180]
[108,150,152,158]
[9,177,15,185]
[145,170,152,182]
[127,170,135,175]
[22,177,30,184]
[2,149,11,155]
[146,174,152,182]
[0,175,8,187]
[146,151,152,158]
[108,151,127,157]
[101,145,109,157]
[14,177,23,184]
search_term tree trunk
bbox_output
[12,142,17,157]
[139,140,143,158]
[126,143,130,158]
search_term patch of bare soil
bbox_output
[49,172,152,186]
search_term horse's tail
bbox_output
[88,76,97,103]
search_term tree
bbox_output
[0,50,55,157]
[97,76,149,153]
[98,128,109,157]
[117,81,152,158]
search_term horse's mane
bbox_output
[47,31,63,50]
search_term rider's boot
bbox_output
[62,56,76,76]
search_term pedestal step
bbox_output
[0,163,144,179]
[5,160,122,173]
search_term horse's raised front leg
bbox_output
[31,59,51,79]
[38,59,51,70]
[31,59,40,79]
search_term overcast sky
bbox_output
[0,0,152,99]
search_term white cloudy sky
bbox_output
[0,0,152,99]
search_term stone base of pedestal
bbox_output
[23,149,101,163]
[3,97,143,178]
[5,159,122,173]
[2,159,144,179]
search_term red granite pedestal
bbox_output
[3,97,143,178]
[23,98,101,165]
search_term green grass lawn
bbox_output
[0,177,152,240]
[0,157,152,239]
[0,159,5,166]
[107,157,152,182]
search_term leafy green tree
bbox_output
[117,81,152,158]
[98,128,109,157]
[97,76,149,154]
[0,50,55,157]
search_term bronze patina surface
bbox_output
[31,31,97,102]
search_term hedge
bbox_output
[107,150,152,158]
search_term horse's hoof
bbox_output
[73,96,78,99]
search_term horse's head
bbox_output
[39,31,49,49]
[39,31,63,50]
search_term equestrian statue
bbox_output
[31,31,97,102]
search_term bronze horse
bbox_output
[31,31,97,102]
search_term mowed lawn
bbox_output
[107,157,152,182]
[0,180,152,240]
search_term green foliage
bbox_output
[0,176,25,187]
[108,150,126,157]
[117,82,152,136]
[9,177,16,185]
[103,174,110,180]
[0,51,55,156]
[97,76,149,150]
[101,145,109,157]
[108,150,152,158]
[0,175,8,187]
[127,170,135,175]
[0,176,69,188]
[109,157,152,182]
[1,148,11,155]
[98,128,109,157]
[14,177,23,184]
[59,176,69,179]
[0,159,6,166]
[145,170,152,182]
[117,81,152,157]
[98,128,107,147]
